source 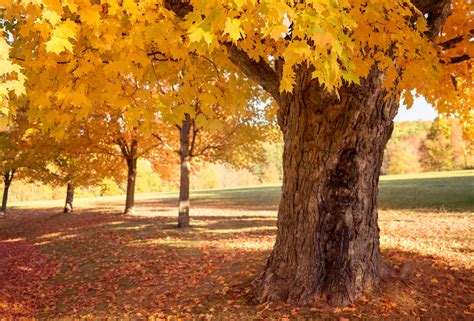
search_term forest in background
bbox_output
[8,118,472,203]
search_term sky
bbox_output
[395,96,438,121]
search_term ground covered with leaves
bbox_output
[1,175,473,319]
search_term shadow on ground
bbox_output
[0,205,472,319]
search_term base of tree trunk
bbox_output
[177,210,191,228]
[177,221,191,228]
[253,253,391,306]
[63,183,74,214]
[123,207,135,215]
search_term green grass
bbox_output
[378,170,474,211]
[185,169,474,212]
[12,170,474,212]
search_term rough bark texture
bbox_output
[1,170,15,217]
[178,114,192,228]
[253,67,399,306]
[63,183,74,213]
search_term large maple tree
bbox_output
[0,0,471,306]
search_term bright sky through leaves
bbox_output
[396,97,438,121]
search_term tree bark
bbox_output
[124,157,137,214]
[63,182,74,213]
[253,68,399,306]
[1,169,15,217]
[178,114,192,228]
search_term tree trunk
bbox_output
[63,183,74,213]
[124,157,137,214]
[178,114,192,228]
[254,68,399,306]
[1,170,15,217]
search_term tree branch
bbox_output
[438,29,474,49]
[152,133,179,154]
[411,0,452,41]
[225,44,280,101]
[448,54,470,64]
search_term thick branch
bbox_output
[411,0,452,40]
[438,29,474,49]
[225,44,280,100]
[448,54,470,64]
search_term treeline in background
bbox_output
[9,118,472,203]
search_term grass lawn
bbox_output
[0,170,473,319]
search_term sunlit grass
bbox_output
[11,169,474,212]
[0,169,472,318]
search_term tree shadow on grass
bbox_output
[0,206,472,319]
[134,188,281,211]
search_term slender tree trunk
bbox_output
[63,183,74,213]
[254,68,399,306]
[118,138,139,215]
[124,157,137,214]
[1,170,15,217]
[178,114,192,228]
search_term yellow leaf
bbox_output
[45,20,79,54]
[224,18,245,42]
[63,0,78,13]
[42,9,61,26]
[188,25,214,45]
[80,5,102,28]
[280,76,295,93]
[0,38,11,60]
[46,37,74,54]
[403,91,414,108]
[233,0,247,9]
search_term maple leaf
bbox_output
[224,18,245,42]
[46,21,79,54]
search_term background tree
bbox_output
[0,107,46,216]
[36,133,124,213]
[83,95,173,215]
[154,60,275,227]
[420,117,454,172]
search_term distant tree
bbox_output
[155,99,271,227]
[383,121,428,175]
[153,61,274,227]
[449,119,469,169]
[250,140,284,183]
[386,145,421,174]
[420,117,454,171]
[38,136,123,213]
[0,108,46,216]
